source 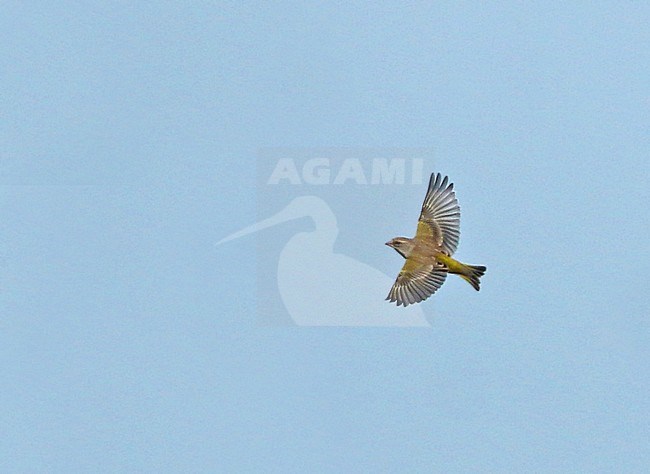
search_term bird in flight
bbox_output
[386,173,486,306]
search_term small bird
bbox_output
[386,173,486,306]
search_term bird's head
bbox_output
[385,237,415,259]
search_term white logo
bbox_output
[217,150,435,326]
[268,158,424,185]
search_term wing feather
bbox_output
[416,173,461,255]
[386,260,448,307]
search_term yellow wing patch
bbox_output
[399,256,423,274]
[415,219,442,246]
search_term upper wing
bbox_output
[386,257,448,307]
[417,173,461,255]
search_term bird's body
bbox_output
[386,173,486,306]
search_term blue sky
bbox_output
[2,2,649,472]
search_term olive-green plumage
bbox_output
[386,173,486,306]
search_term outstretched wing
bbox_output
[386,258,448,307]
[416,173,461,255]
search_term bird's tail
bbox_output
[459,264,486,291]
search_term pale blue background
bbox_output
[2,2,649,472]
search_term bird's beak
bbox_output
[385,241,393,248]
[216,204,301,246]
